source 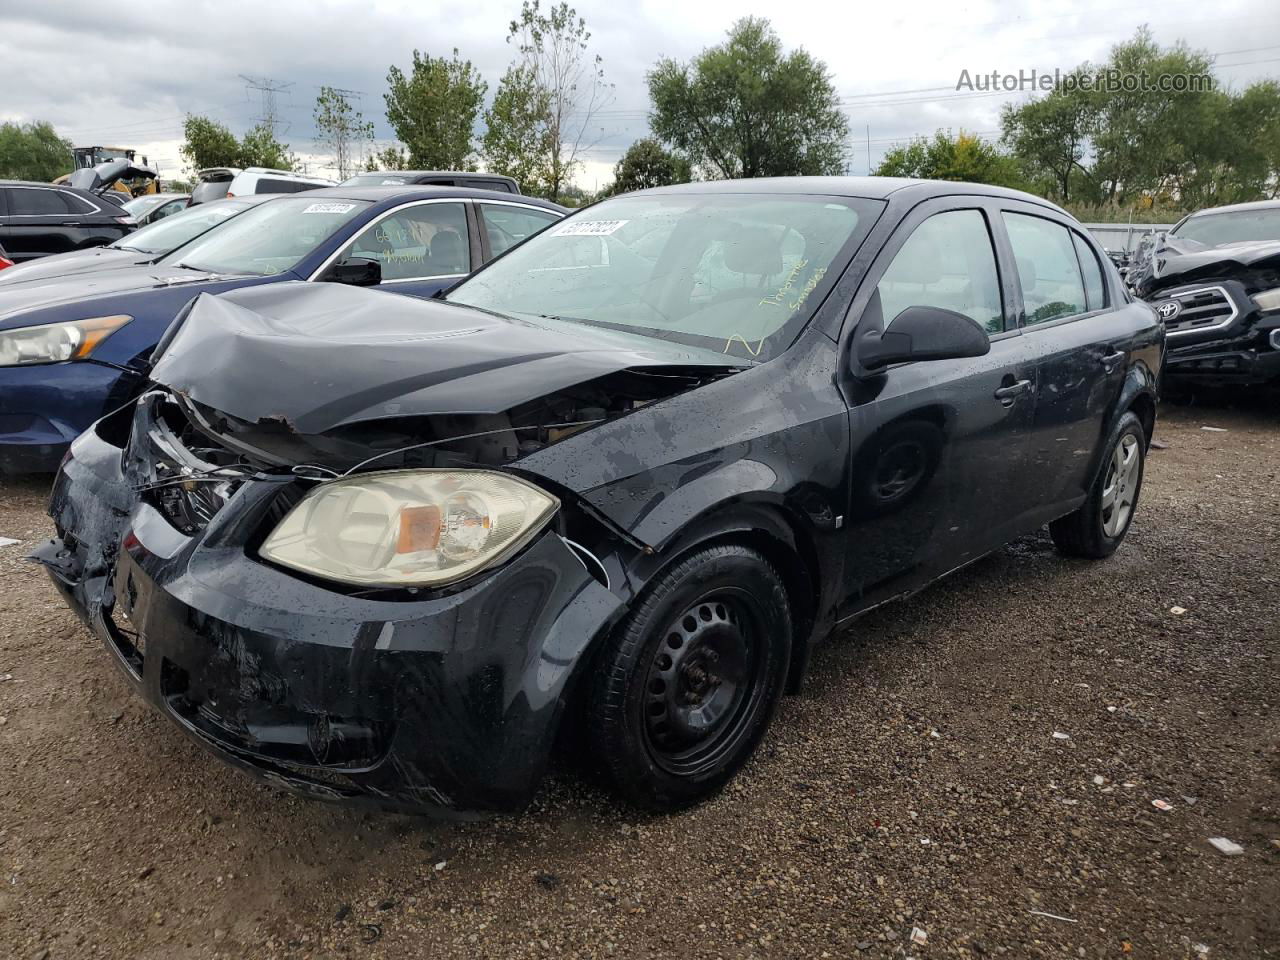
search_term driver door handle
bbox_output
[994,378,1033,404]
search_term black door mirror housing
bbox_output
[857,305,992,371]
[322,257,382,287]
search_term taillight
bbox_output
[0,256,13,271]
[225,191,235,198]
[114,216,136,226]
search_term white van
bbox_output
[191,167,335,204]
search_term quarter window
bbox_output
[877,210,1004,334]
[1002,213,1087,325]
[1072,231,1107,312]
[479,203,560,258]
[338,202,470,281]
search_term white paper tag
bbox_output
[552,219,629,237]
[302,202,357,215]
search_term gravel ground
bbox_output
[0,396,1277,960]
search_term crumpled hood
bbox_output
[0,262,242,330]
[149,281,750,435]
[1132,236,1280,296]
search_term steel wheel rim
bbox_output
[640,590,766,777]
[1101,433,1140,537]
[874,439,927,502]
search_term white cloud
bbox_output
[3,0,1278,186]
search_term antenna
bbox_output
[240,75,294,135]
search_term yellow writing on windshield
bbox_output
[758,259,808,307]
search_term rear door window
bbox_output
[1002,212,1088,325]
[877,209,1005,334]
[336,202,471,280]
[254,179,316,195]
[1072,231,1107,312]
[9,188,73,216]
[479,203,561,257]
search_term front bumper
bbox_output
[1155,280,1280,386]
[0,360,140,472]
[1164,333,1280,385]
[34,420,626,815]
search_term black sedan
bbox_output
[36,177,1163,815]
[0,180,135,262]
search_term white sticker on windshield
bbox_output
[381,178,406,185]
[551,219,629,236]
[302,202,357,215]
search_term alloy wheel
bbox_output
[1101,433,1141,537]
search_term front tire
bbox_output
[1050,410,1146,558]
[587,544,792,812]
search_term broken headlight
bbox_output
[1252,287,1280,313]
[260,470,559,587]
[0,315,131,366]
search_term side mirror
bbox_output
[322,257,381,287]
[857,305,991,371]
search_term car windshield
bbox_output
[447,193,881,361]
[110,200,254,256]
[159,197,370,276]
[1172,208,1280,247]
[122,195,174,218]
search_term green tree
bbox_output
[648,17,848,179]
[0,121,73,181]
[179,115,242,171]
[501,0,610,201]
[483,63,554,195]
[607,138,691,194]
[315,86,374,181]
[1000,76,1093,202]
[180,115,295,174]
[998,27,1279,208]
[365,145,410,172]
[384,49,487,170]
[238,122,295,170]
[875,130,1026,189]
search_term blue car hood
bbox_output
[0,262,253,330]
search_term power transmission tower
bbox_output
[240,75,294,136]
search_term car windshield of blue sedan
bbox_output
[160,197,371,276]
[110,201,250,255]
[446,193,881,361]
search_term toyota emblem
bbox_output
[1156,300,1181,321]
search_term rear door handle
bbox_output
[1102,350,1126,373]
[994,379,1033,404]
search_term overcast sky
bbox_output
[2,0,1279,188]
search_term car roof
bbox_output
[295,184,565,211]
[643,176,1069,212]
[353,170,516,181]
[1185,198,1280,218]
[0,179,100,200]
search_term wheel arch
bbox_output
[626,499,823,695]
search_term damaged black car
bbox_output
[35,178,1163,815]
[1129,199,1280,387]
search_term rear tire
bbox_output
[587,544,791,812]
[1050,410,1146,559]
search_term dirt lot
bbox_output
[1,397,1277,960]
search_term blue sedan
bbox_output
[0,186,564,471]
